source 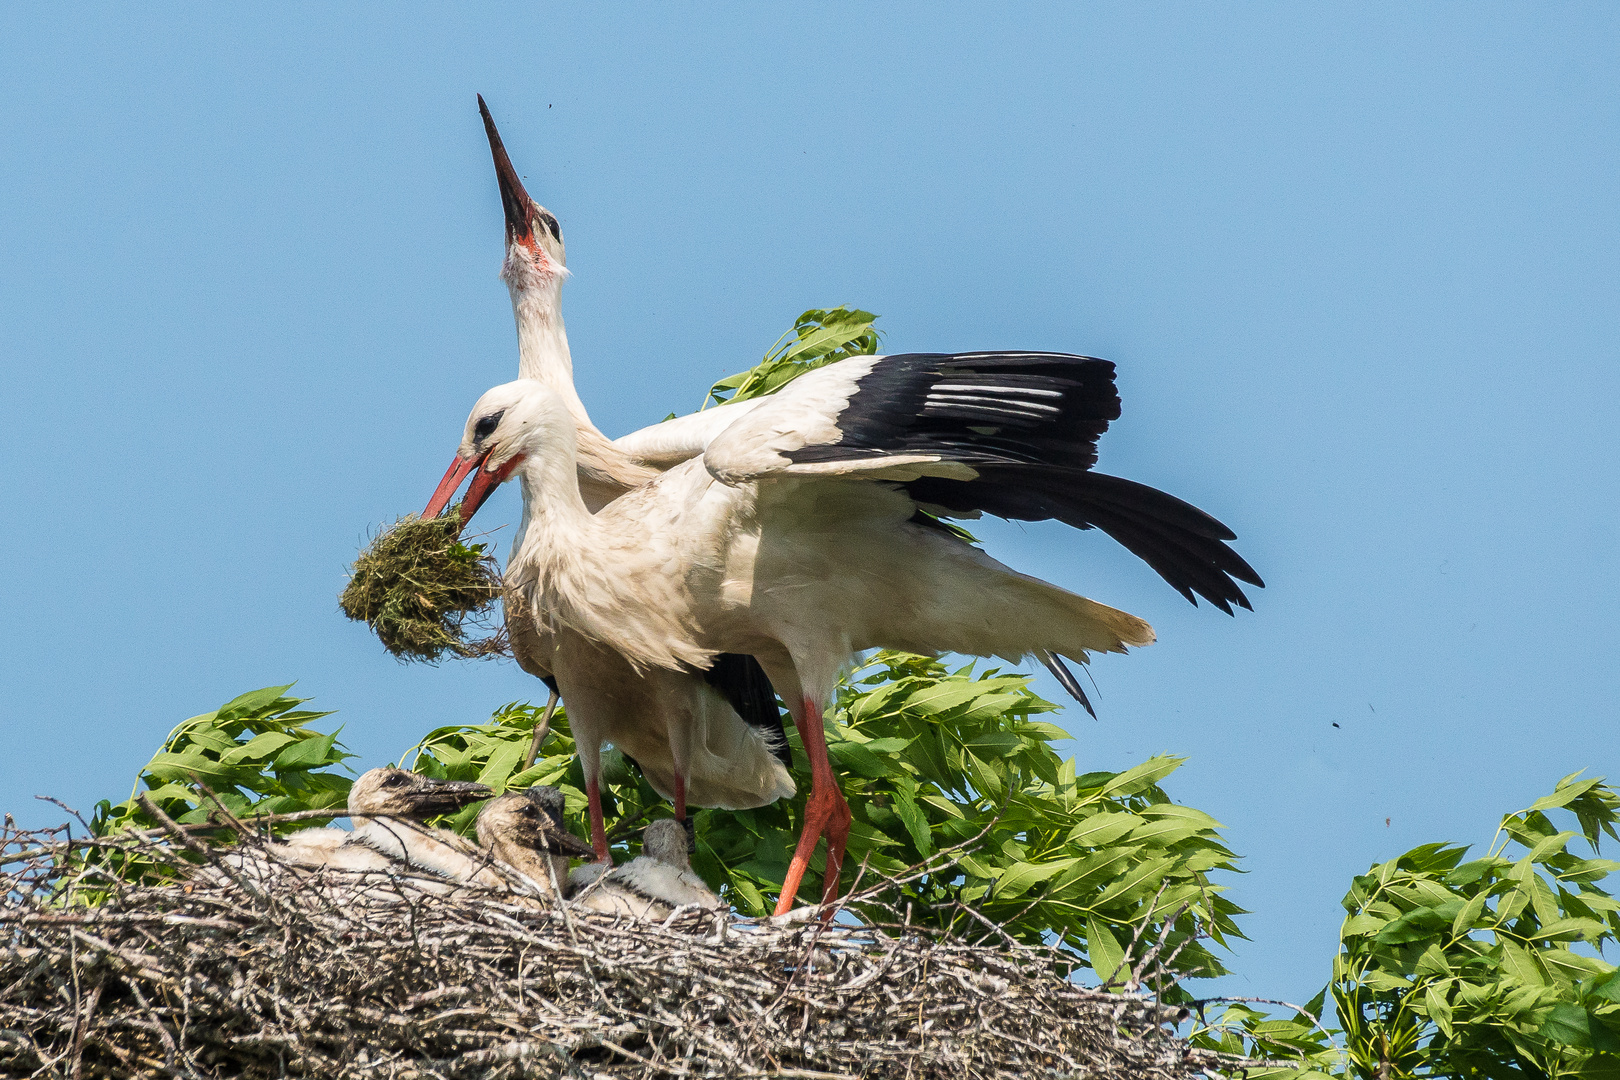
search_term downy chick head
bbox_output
[640,818,693,871]
[478,95,568,292]
[475,790,594,859]
[346,768,491,821]
[524,785,569,830]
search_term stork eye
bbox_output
[381,773,407,788]
[537,211,560,242]
[473,411,505,443]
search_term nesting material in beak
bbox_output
[338,511,505,662]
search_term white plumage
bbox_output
[433,372,1165,913]
[458,101,1262,917]
[457,100,795,864]
[568,818,722,919]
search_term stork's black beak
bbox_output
[400,776,492,817]
[478,94,535,246]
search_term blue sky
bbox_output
[2,4,1616,1006]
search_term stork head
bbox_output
[423,380,569,526]
[475,789,594,857]
[478,95,568,291]
[640,818,693,870]
[346,767,491,820]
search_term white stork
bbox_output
[469,97,793,860]
[568,817,723,919]
[424,352,1262,914]
[264,767,491,878]
[472,788,595,901]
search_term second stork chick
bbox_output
[568,818,722,920]
[472,788,595,903]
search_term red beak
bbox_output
[422,449,525,530]
[423,453,482,523]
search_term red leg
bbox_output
[585,775,611,863]
[773,696,852,916]
[673,772,687,824]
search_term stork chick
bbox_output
[473,788,595,902]
[569,818,722,920]
[229,768,489,884]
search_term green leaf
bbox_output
[995,858,1079,899]
[1374,905,1451,944]
[1087,915,1128,984]
[1342,913,1387,937]
[1451,888,1490,935]
[273,730,340,772]
[1098,755,1183,798]
[1531,777,1605,814]
[220,731,298,765]
[216,684,296,720]
[892,787,932,857]
[1067,811,1142,848]
[1544,1003,1598,1047]
[1139,803,1223,831]
[1424,983,1455,1037]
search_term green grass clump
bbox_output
[339,511,503,661]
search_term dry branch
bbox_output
[1,818,1279,1079]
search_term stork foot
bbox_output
[774,780,852,916]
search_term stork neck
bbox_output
[514,431,595,538]
[511,282,586,416]
[489,838,560,894]
[509,280,659,506]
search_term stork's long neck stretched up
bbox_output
[507,277,657,509]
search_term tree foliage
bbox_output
[84,684,354,885]
[91,685,354,835]
[1199,775,1620,1080]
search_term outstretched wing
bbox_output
[611,396,770,469]
[704,351,1263,613]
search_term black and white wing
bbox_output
[703,351,1264,614]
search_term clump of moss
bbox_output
[339,511,505,662]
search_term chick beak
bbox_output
[401,776,492,818]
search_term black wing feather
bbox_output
[701,654,791,766]
[781,351,1263,612]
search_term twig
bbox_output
[187,773,252,838]
[522,688,560,771]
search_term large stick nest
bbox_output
[2,818,1273,1079]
